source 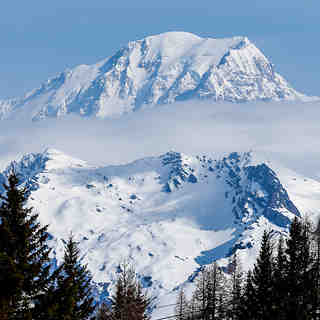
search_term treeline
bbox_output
[175,218,320,320]
[0,173,150,320]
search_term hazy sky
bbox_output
[0,1,319,99]
[1,100,320,181]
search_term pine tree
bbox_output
[285,217,313,320]
[0,172,54,319]
[251,230,275,320]
[52,234,95,320]
[112,272,126,320]
[239,270,256,320]
[272,235,288,320]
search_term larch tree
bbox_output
[192,262,226,320]
[95,303,112,320]
[107,262,150,320]
[226,253,243,320]
[192,267,208,318]
[175,288,189,320]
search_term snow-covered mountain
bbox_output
[0,32,311,121]
[1,148,319,316]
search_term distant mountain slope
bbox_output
[0,32,312,121]
[2,148,319,315]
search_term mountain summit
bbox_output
[0,32,309,120]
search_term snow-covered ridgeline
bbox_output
[0,32,314,121]
[1,148,319,314]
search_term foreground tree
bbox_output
[192,262,226,320]
[272,235,288,320]
[227,253,243,320]
[310,218,320,318]
[0,172,53,320]
[99,262,150,320]
[175,288,188,320]
[251,230,275,320]
[95,303,112,320]
[285,217,313,319]
[53,234,96,320]
[239,270,256,320]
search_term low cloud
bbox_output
[0,100,319,178]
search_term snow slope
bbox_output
[2,148,319,317]
[0,32,312,121]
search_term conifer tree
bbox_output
[52,234,95,320]
[285,217,313,319]
[251,230,274,320]
[0,172,54,319]
[239,270,256,320]
[272,235,288,320]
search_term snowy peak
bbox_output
[3,148,300,231]
[1,148,312,311]
[0,32,310,121]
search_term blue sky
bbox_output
[0,0,319,99]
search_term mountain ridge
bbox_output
[0,32,314,121]
[2,147,319,316]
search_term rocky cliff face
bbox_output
[0,32,308,121]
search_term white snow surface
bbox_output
[2,148,319,318]
[0,32,313,121]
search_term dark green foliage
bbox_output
[239,270,256,320]
[52,234,96,320]
[285,217,313,319]
[272,235,288,320]
[251,230,274,320]
[0,172,53,319]
[238,217,319,320]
